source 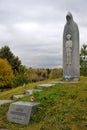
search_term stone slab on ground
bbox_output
[50,81,79,84]
[25,89,42,95]
[0,100,12,105]
[13,94,26,100]
[0,128,8,130]
[7,101,41,125]
[37,83,55,89]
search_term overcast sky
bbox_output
[0,0,87,68]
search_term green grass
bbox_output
[0,77,87,130]
[0,78,59,100]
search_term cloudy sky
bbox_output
[0,0,87,68]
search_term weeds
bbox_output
[0,77,87,130]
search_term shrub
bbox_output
[12,74,29,87]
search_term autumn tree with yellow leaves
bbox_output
[0,58,14,88]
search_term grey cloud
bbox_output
[0,0,86,68]
[23,54,62,68]
[0,0,65,25]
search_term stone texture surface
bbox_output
[7,101,41,125]
[0,100,12,105]
[13,94,26,100]
[37,83,55,89]
[50,81,79,84]
[63,12,80,78]
[0,128,8,130]
[25,89,42,95]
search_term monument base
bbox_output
[70,77,80,82]
[63,77,80,82]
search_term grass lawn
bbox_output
[0,77,87,130]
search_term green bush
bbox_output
[12,75,29,87]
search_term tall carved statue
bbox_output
[63,12,80,80]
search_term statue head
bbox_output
[66,12,73,24]
[66,34,71,40]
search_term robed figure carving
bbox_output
[63,12,80,79]
[65,34,72,65]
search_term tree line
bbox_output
[0,44,87,89]
[0,45,62,89]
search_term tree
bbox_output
[80,44,87,76]
[25,68,39,82]
[12,65,29,87]
[49,68,62,79]
[12,74,29,87]
[0,58,14,88]
[36,69,48,80]
[0,46,21,75]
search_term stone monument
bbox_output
[63,12,80,80]
[7,101,41,125]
